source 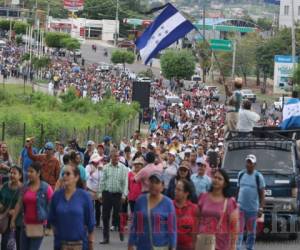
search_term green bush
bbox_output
[45,32,70,48]
[0,86,139,141]
[13,21,28,34]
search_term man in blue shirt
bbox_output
[191,157,211,197]
[19,137,38,183]
[237,154,265,250]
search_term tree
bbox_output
[292,65,300,93]
[257,18,273,31]
[13,21,29,34]
[45,32,70,48]
[160,49,196,80]
[194,41,211,83]
[235,33,261,85]
[0,20,12,31]
[111,50,135,69]
[215,51,232,78]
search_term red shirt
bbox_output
[128,171,142,201]
[173,200,198,250]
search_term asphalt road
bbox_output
[39,229,300,250]
[80,41,160,76]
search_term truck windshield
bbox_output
[223,148,294,174]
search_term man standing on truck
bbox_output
[224,78,243,133]
[236,154,265,250]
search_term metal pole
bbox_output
[1,122,5,141]
[9,19,12,42]
[46,1,50,32]
[23,123,26,147]
[231,40,236,79]
[114,0,119,47]
[202,2,206,83]
[291,0,296,69]
[35,0,38,29]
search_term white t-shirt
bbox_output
[237,109,260,132]
[85,164,103,192]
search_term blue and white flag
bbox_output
[135,3,195,65]
[280,98,300,129]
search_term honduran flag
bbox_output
[135,3,195,65]
[280,98,300,129]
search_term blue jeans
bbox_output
[237,209,258,250]
[20,228,43,250]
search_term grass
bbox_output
[1,83,32,94]
[36,79,49,84]
[0,84,139,160]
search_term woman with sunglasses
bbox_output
[48,164,95,250]
[166,162,198,203]
[11,162,53,250]
[196,169,239,250]
[0,142,13,186]
[0,166,22,250]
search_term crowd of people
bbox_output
[0,39,286,250]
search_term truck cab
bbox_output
[222,128,300,239]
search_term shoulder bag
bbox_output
[195,198,228,250]
[147,194,169,250]
[0,187,19,234]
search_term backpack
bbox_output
[238,171,261,202]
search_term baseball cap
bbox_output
[103,136,111,142]
[168,150,176,157]
[245,154,256,164]
[149,173,164,182]
[44,142,54,150]
[196,157,206,165]
[179,164,189,171]
[133,157,144,166]
[87,140,95,146]
[89,154,101,163]
[26,137,34,142]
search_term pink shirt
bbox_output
[198,193,238,250]
[128,171,142,201]
[23,186,53,224]
[134,163,163,192]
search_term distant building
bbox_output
[279,0,300,27]
[48,17,119,41]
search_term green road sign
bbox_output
[210,39,233,52]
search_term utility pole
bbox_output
[202,1,206,83]
[114,0,119,47]
[231,40,236,79]
[34,0,38,29]
[46,1,50,32]
[291,0,296,68]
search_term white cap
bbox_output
[89,154,101,163]
[245,154,256,164]
[168,150,177,157]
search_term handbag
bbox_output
[0,188,19,234]
[25,224,44,238]
[146,194,169,250]
[195,198,228,250]
[6,231,16,250]
[61,241,83,250]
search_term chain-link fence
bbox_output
[0,114,139,161]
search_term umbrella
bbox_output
[72,66,80,73]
